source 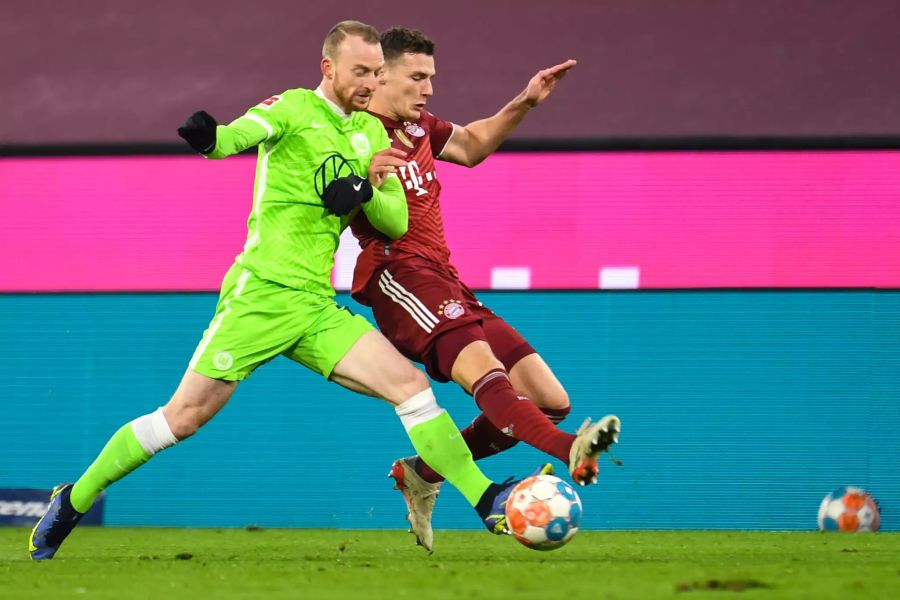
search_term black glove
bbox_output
[177,110,218,154]
[322,175,373,216]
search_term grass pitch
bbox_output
[2,528,899,599]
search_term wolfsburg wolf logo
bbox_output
[314,153,357,199]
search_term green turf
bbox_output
[2,528,899,599]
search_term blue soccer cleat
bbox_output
[479,464,554,534]
[29,483,85,560]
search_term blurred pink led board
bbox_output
[2,151,898,291]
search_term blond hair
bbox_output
[322,20,380,60]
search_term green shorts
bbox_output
[189,263,373,381]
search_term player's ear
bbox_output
[321,57,334,79]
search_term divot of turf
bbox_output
[676,579,771,592]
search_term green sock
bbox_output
[407,411,491,506]
[70,423,152,513]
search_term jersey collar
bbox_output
[367,110,408,130]
[314,87,351,120]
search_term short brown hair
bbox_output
[322,20,380,60]
[380,27,435,63]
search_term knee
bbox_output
[460,341,504,371]
[538,388,571,412]
[162,406,204,440]
[432,325,494,385]
[163,371,234,439]
[449,340,504,392]
[388,363,431,403]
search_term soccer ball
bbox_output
[505,474,582,550]
[817,486,880,532]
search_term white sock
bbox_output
[395,388,444,432]
[130,407,179,455]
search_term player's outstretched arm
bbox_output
[440,59,576,167]
[207,119,270,159]
[177,109,271,159]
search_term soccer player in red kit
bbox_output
[350,28,621,550]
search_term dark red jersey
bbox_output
[350,109,455,304]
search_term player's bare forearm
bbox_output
[452,95,532,166]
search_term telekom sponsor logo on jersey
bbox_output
[399,160,434,196]
[2,151,900,291]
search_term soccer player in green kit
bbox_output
[29,21,533,560]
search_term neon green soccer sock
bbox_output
[69,408,178,513]
[397,390,492,506]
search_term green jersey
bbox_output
[207,87,408,296]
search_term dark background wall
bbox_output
[3,0,900,145]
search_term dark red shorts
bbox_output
[365,257,535,382]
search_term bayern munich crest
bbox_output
[405,123,426,137]
[439,300,465,319]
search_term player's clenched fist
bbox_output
[322,175,373,216]
[367,147,408,188]
[178,110,218,154]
